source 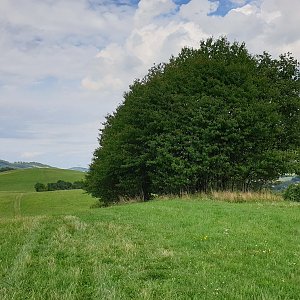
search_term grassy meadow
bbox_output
[0,168,84,192]
[0,169,299,299]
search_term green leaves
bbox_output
[283,183,300,202]
[85,37,300,204]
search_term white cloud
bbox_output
[231,3,258,15]
[134,0,177,26]
[0,0,134,87]
[21,152,43,159]
[82,1,211,92]
[81,76,123,91]
[180,0,219,19]
[1,0,300,168]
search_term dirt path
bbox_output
[14,193,23,217]
[2,217,46,294]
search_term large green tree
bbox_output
[85,37,300,205]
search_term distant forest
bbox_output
[0,167,15,173]
[0,159,51,169]
[35,180,84,192]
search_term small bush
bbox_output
[283,184,300,202]
[72,180,85,189]
[34,182,47,192]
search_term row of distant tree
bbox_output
[34,180,84,192]
[0,167,15,173]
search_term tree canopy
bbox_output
[85,37,300,205]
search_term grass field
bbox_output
[0,168,299,299]
[0,168,84,192]
[0,190,95,218]
[0,185,299,299]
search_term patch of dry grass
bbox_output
[209,191,283,203]
[151,190,283,204]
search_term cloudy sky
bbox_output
[0,0,299,168]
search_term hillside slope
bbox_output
[0,159,52,169]
[0,168,84,192]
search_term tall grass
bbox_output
[149,190,283,204]
[209,190,283,203]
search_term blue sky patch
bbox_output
[210,0,252,16]
[87,0,251,16]
[174,0,253,16]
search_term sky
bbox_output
[0,0,299,169]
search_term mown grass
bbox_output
[0,192,299,299]
[0,168,84,192]
[0,190,96,218]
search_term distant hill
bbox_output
[272,175,300,191]
[68,167,88,172]
[0,159,52,170]
[0,168,85,192]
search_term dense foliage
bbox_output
[85,37,300,205]
[34,180,84,192]
[283,184,300,202]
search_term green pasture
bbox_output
[0,190,299,299]
[0,168,84,192]
[0,190,95,218]
[0,167,299,299]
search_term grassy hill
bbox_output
[0,159,52,169]
[0,168,84,192]
[0,190,95,218]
